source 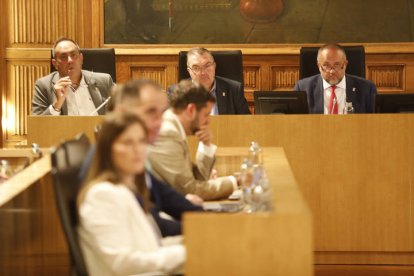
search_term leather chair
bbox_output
[51,48,116,82]
[299,46,366,79]
[178,50,244,84]
[51,133,91,276]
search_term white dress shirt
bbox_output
[323,76,346,114]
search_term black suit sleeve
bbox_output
[233,82,251,114]
[150,174,203,221]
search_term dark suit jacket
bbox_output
[149,173,203,237]
[79,145,203,237]
[32,70,114,115]
[168,76,251,114]
[214,76,251,114]
[294,74,377,114]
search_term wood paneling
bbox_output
[5,62,49,141]
[368,65,405,91]
[9,0,77,46]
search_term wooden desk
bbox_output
[184,147,313,276]
[0,149,69,275]
[26,114,414,269]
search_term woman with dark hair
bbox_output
[77,113,185,275]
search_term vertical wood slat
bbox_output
[9,0,77,45]
[368,65,405,91]
[7,64,49,136]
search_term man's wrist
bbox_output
[52,104,61,112]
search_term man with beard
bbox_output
[294,43,377,114]
[148,80,237,200]
[32,37,114,115]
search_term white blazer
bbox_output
[78,181,185,276]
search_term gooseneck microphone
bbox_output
[89,96,111,115]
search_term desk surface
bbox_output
[0,149,51,207]
[184,147,313,276]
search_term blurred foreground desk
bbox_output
[0,149,69,275]
[184,147,313,276]
[26,114,414,274]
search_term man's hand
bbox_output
[185,193,204,206]
[53,76,72,110]
[210,168,218,179]
[195,125,212,146]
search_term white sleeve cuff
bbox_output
[197,142,217,158]
[49,105,61,115]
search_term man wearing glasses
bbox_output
[184,47,250,115]
[32,37,114,115]
[294,44,377,114]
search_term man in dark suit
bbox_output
[183,47,251,115]
[80,79,203,237]
[294,44,377,114]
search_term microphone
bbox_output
[90,96,111,115]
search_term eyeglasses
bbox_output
[188,62,215,74]
[320,63,345,72]
[57,51,80,63]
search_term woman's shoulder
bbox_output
[86,181,132,199]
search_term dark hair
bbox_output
[317,43,347,63]
[52,37,81,58]
[169,80,216,112]
[108,78,162,112]
[78,113,151,211]
[186,47,214,67]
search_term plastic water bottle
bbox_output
[240,158,254,213]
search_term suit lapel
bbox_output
[83,70,104,115]
[314,76,324,114]
[345,75,355,103]
[215,78,228,114]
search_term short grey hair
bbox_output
[317,44,347,63]
[186,47,214,67]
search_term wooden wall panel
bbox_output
[9,0,77,46]
[5,62,49,142]
[271,65,299,90]
[368,65,405,91]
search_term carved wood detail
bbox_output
[130,66,168,89]
[271,66,299,90]
[9,0,77,46]
[6,63,49,138]
[368,65,405,91]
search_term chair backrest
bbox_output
[178,50,244,84]
[299,46,366,79]
[51,48,116,82]
[51,133,91,276]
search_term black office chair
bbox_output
[51,133,91,276]
[299,46,366,79]
[178,50,244,84]
[51,48,116,82]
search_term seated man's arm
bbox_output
[235,82,251,114]
[32,80,54,115]
[150,174,203,221]
[148,132,234,201]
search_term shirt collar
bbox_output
[322,75,346,90]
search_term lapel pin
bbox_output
[352,87,356,92]
[222,91,226,96]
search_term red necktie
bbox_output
[329,85,338,114]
